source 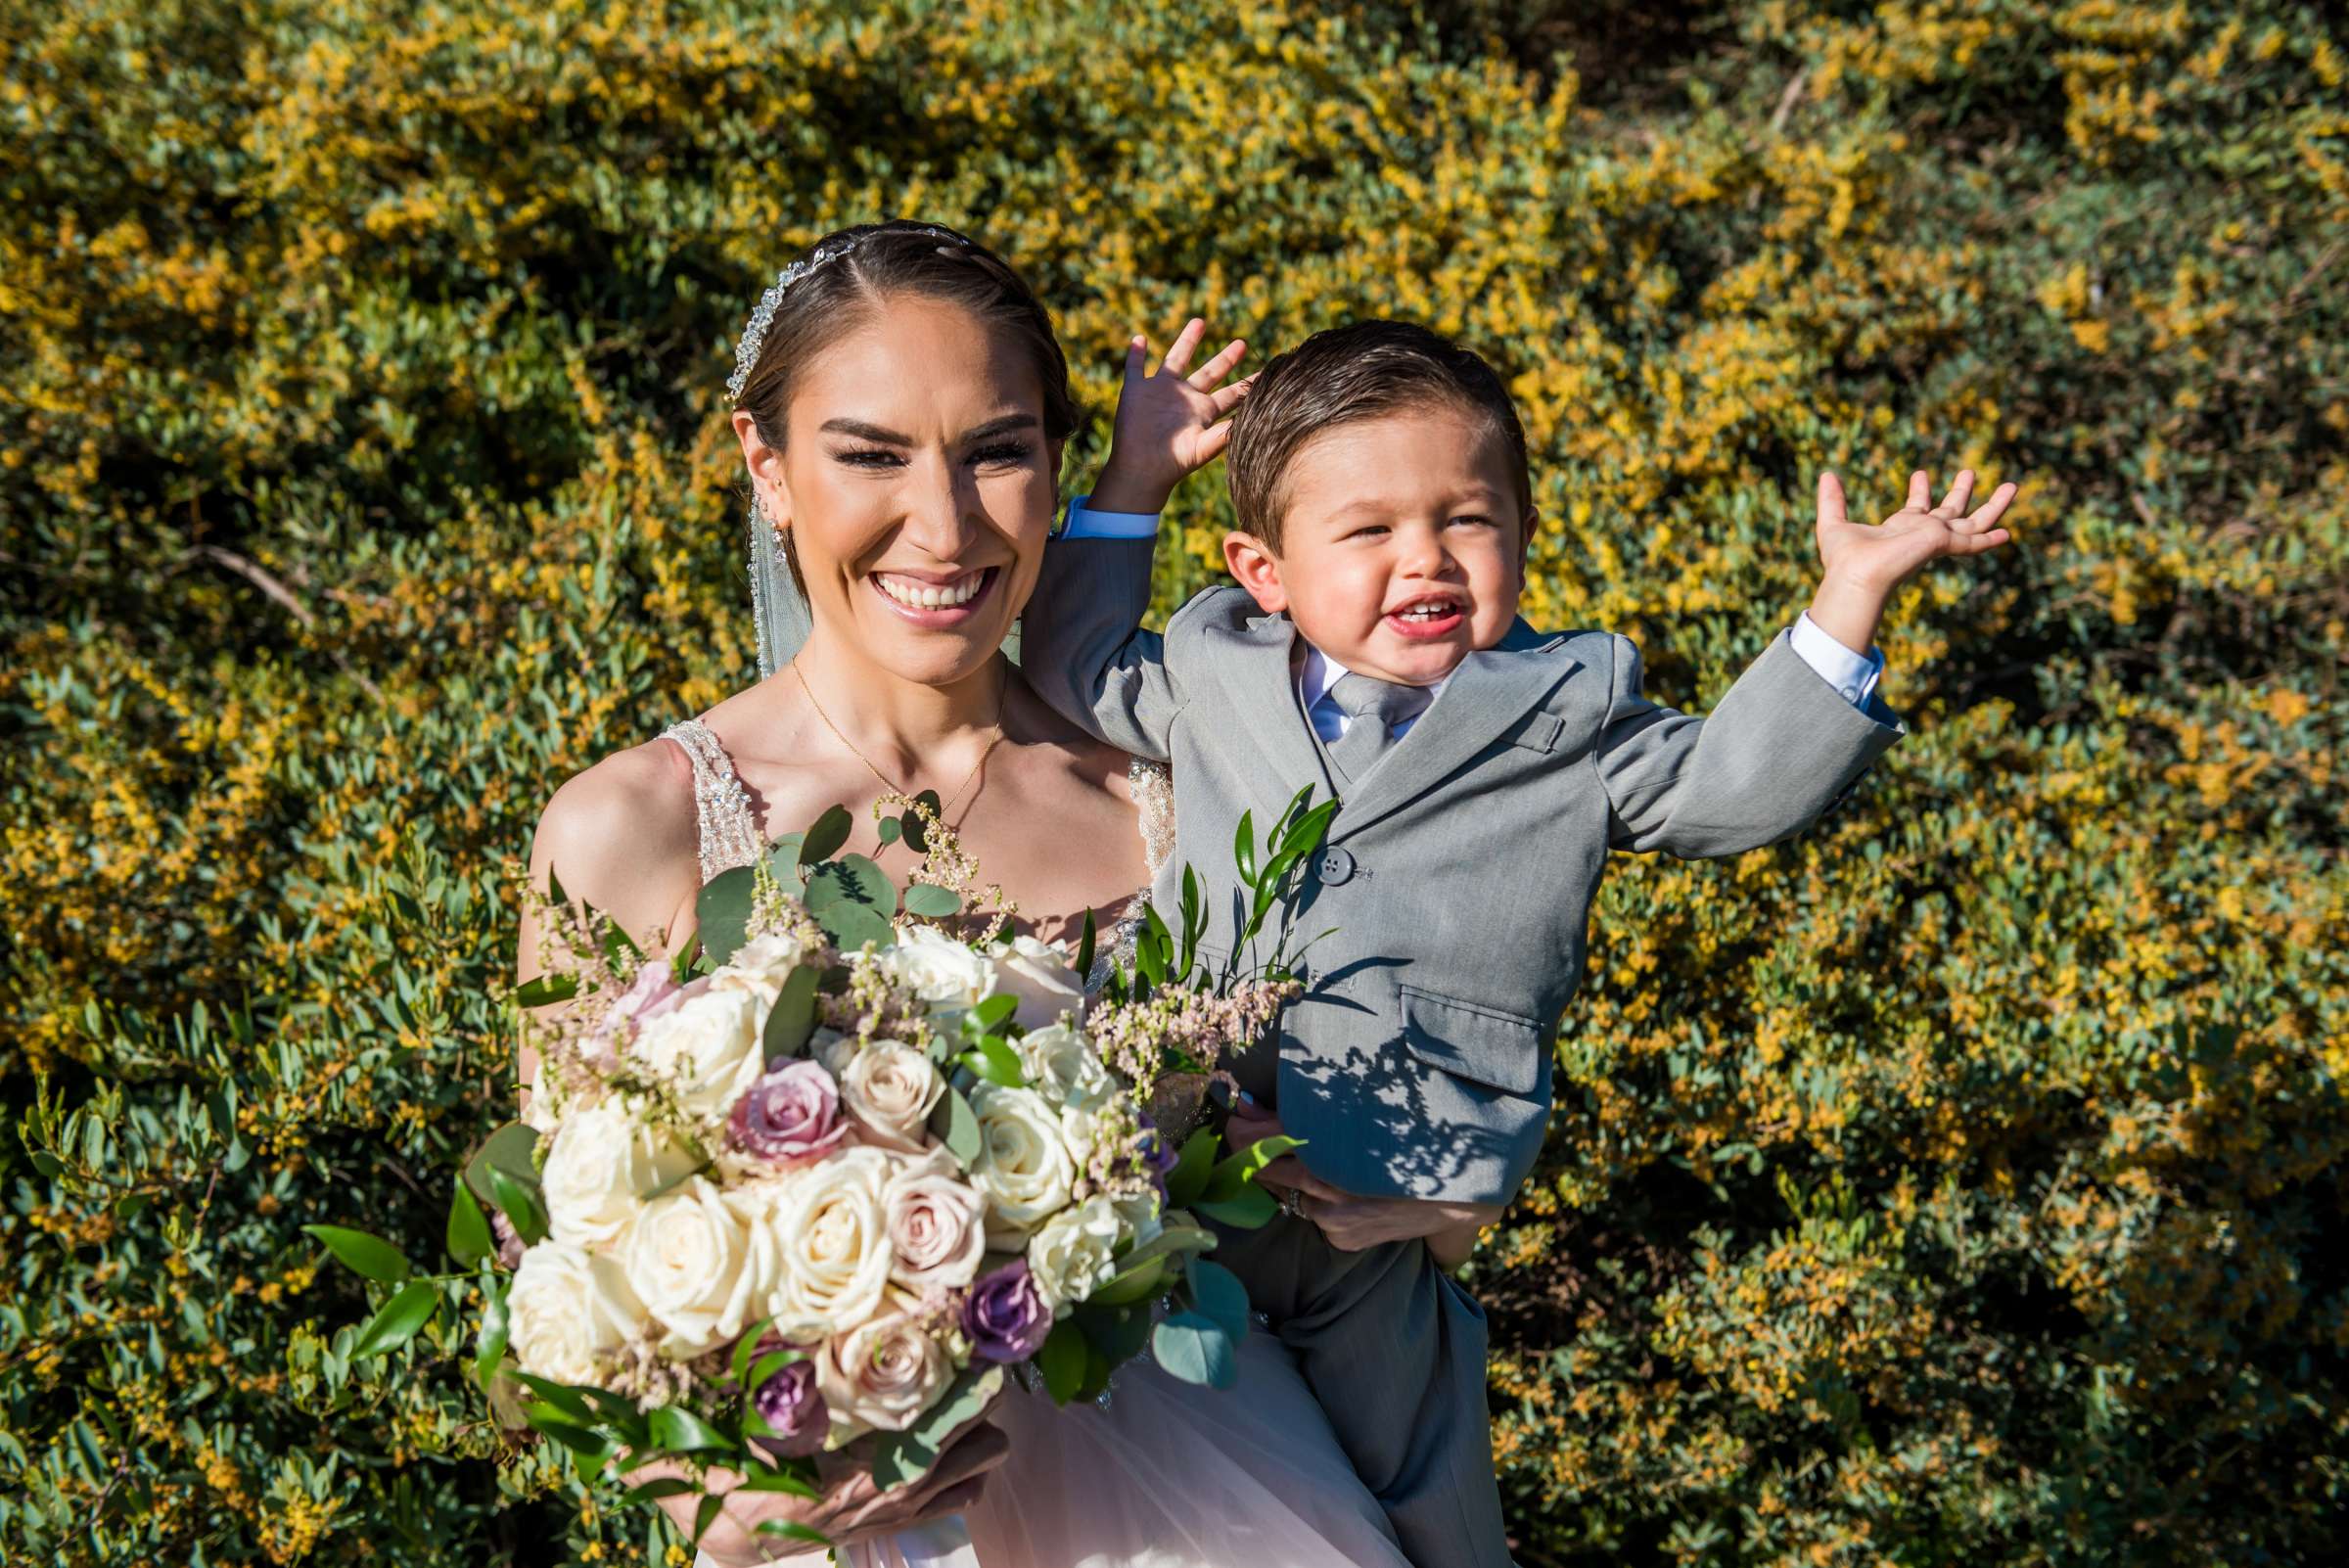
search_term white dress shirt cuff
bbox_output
[1060,494,1161,540]
[1790,612,1885,709]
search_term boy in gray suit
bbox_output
[1028,319,2018,1566]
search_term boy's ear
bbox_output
[1222,531,1288,613]
[1515,506,1537,584]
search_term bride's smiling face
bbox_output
[742,296,1062,685]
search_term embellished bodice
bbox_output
[660,716,1174,902]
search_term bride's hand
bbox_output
[1088,316,1255,515]
[1234,1103,1503,1258]
[642,1411,1011,1566]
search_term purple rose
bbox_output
[750,1358,828,1457]
[962,1260,1053,1363]
[728,1058,850,1166]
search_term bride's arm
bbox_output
[517,743,703,1091]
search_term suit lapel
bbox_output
[1325,620,1580,845]
[1204,612,1340,816]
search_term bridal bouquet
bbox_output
[306,789,1334,1550]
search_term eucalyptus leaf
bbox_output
[461,1122,540,1210]
[696,863,758,965]
[760,965,820,1062]
[901,882,961,919]
[814,899,893,952]
[1151,1311,1238,1388]
[800,805,852,863]
[928,1084,982,1165]
[1185,1257,1251,1338]
[868,1365,1003,1491]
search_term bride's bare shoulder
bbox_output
[529,737,699,900]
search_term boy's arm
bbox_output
[1022,523,1182,761]
[1020,319,1254,760]
[1597,467,2018,855]
[1591,625,1902,856]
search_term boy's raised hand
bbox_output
[1808,468,2019,654]
[1088,316,1254,516]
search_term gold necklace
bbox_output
[790,658,1008,825]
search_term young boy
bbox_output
[1031,319,2015,1566]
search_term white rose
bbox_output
[627,987,766,1124]
[1015,1022,1115,1111]
[542,1104,699,1248]
[969,1084,1077,1245]
[817,1291,954,1438]
[884,925,997,1015]
[1025,1194,1126,1311]
[990,935,1084,1030]
[751,1144,897,1341]
[713,931,811,1004]
[509,1241,645,1386]
[1111,1187,1164,1252]
[839,1038,945,1152]
[882,1147,988,1293]
[619,1176,770,1359]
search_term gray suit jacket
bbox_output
[1025,538,1904,1205]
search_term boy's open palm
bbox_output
[1816,468,2017,593]
[1090,316,1254,512]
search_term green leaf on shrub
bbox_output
[1151,1311,1236,1388]
[302,1223,411,1283]
[1037,1318,1087,1405]
[349,1280,438,1360]
[869,1364,1002,1492]
[445,1183,492,1268]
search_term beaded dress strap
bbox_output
[661,719,764,887]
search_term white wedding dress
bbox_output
[667,720,1407,1568]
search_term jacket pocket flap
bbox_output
[1399,985,1543,1096]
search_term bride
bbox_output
[519,220,1413,1566]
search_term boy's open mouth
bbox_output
[1383,592,1465,640]
[870,566,999,624]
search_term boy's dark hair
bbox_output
[1225,319,1530,552]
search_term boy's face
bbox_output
[1224,403,1531,687]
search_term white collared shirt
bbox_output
[1059,494,1887,736]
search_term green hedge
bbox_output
[4,1,2344,1563]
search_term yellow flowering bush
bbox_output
[4,1,2343,1563]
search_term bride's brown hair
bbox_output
[732,221,1082,587]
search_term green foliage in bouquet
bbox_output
[294,791,1326,1551]
[5,1,2345,1564]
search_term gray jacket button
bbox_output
[1316,847,1357,886]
